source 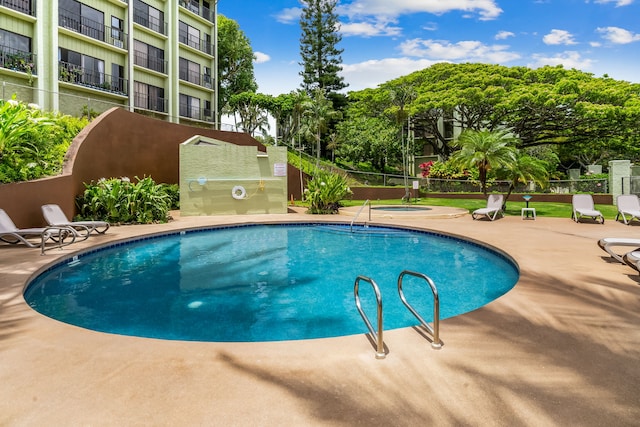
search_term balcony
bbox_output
[179,103,213,122]
[58,61,128,95]
[179,68,213,89]
[178,30,214,56]
[59,9,128,49]
[134,92,167,113]
[133,50,167,74]
[133,7,167,35]
[0,46,36,75]
[179,0,215,23]
[0,0,35,16]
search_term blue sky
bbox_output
[218,0,640,96]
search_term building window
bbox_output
[111,16,125,48]
[135,82,166,113]
[59,0,105,42]
[0,29,33,73]
[111,63,124,92]
[179,94,200,119]
[59,47,104,87]
[134,40,165,73]
[179,21,201,50]
[179,57,200,85]
[203,67,212,88]
[133,0,165,35]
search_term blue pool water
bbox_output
[24,223,519,342]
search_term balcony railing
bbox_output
[0,0,35,16]
[134,92,167,113]
[58,61,128,95]
[179,0,215,23]
[178,30,214,56]
[133,50,167,74]
[179,68,213,88]
[59,9,128,49]
[179,102,213,122]
[0,46,36,75]
[133,7,167,35]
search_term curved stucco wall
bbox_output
[0,108,304,228]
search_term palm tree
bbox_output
[450,129,518,195]
[501,153,549,205]
[301,88,341,161]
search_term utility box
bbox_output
[179,136,288,215]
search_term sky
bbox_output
[217,0,640,97]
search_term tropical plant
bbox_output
[0,97,87,183]
[76,176,172,224]
[449,129,518,195]
[304,169,352,214]
[301,88,341,160]
[498,153,549,205]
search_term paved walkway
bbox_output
[1,210,639,426]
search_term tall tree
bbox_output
[217,15,258,122]
[299,0,347,95]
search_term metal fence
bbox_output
[622,176,640,195]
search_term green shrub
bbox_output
[304,169,352,214]
[0,97,88,183]
[76,176,172,224]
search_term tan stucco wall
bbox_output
[180,139,288,215]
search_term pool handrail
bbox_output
[397,270,442,349]
[350,199,371,232]
[353,275,386,359]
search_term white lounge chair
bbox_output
[571,194,604,224]
[623,250,640,273]
[615,194,640,225]
[597,237,640,263]
[0,208,77,254]
[472,194,504,221]
[42,204,109,236]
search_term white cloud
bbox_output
[274,7,301,24]
[253,52,270,64]
[340,0,503,21]
[341,20,402,37]
[495,31,515,40]
[596,26,640,44]
[399,38,521,62]
[423,22,438,31]
[341,57,438,91]
[543,29,578,45]
[592,0,634,6]
[529,51,595,70]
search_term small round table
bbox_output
[521,195,536,220]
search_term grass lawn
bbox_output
[341,197,619,220]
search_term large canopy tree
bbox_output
[299,0,347,95]
[343,63,640,167]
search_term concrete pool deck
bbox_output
[1,209,639,426]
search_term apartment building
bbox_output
[0,0,218,127]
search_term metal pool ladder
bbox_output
[398,270,442,349]
[353,275,386,359]
[354,270,442,358]
[350,199,371,232]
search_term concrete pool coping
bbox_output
[1,209,640,426]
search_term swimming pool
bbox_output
[24,223,519,342]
